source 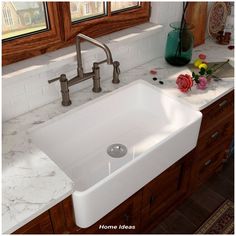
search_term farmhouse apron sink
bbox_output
[30,80,202,228]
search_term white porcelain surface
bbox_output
[2,39,234,233]
[30,80,202,228]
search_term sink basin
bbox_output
[30,80,202,228]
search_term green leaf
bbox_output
[192,71,195,77]
[199,68,206,75]
[207,69,213,75]
[194,74,199,83]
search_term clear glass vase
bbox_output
[165,22,194,66]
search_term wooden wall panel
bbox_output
[186,2,208,47]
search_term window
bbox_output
[24,13,31,25]
[84,3,90,15]
[3,6,13,26]
[70,2,78,13]
[2,2,48,40]
[2,2,150,65]
[111,2,140,12]
[70,2,105,22]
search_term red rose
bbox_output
[176,74,193,93]
[199,53,206,60]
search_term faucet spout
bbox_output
[76,34,113,66]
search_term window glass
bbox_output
[2,2,48,40]
[70,2,105,22]
[111,2,139,12]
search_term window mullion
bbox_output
[107,2,111,16]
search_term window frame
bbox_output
[61,2,150,42]
[3,2,63,65]
[2,2,150,66]
[111,2,141,14]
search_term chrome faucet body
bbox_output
[48,33,120,106]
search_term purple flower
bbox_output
[197,76,207,90]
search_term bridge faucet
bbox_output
[48,33,120,106]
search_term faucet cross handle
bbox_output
[112,61,120,84]
[48,74,67,84]
[48,76,61,84]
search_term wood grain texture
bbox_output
[199,91,234,136]
[49,201,67,233]
[141,151,194,233]
[190,91,234,191]
[60,2,150,43]
[13,211,53,234]
[2,3,63,65]
[185,2,208,47]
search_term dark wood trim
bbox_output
[2,2,150,66]
[13,211,53,234]
[59,2,150,43]
[2,3,63,65]
[49,201,67,233]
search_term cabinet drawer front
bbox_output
[195,149,227,184]
[142,162,182,210]
[197,115,233,154]
[200,91,234,135]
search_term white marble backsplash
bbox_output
[2,38,234,234]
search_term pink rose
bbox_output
[176,74,193,93]
[197,76,207,90]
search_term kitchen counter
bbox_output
[2,39,234,234]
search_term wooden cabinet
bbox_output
[141,151,193,232]
[191,91,234,189]
[14,90,234,234]
[199,91,234,134]
[141,159,184,230]
[13,212,53,234]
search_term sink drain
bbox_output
[107,144,127,158]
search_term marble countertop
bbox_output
[2,39,234,234]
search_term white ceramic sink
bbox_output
[30,80,202,228]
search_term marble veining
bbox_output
[2,39,234,234]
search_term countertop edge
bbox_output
[3,188,74,234]
[197,86,234,111]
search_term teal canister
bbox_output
[165,22,194,66]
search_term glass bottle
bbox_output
[165,22,194,66]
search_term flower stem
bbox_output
[207,59,230,78]
[175,2,189,57]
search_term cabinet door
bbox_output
[13,211,53,234]
[141,156,190,231]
